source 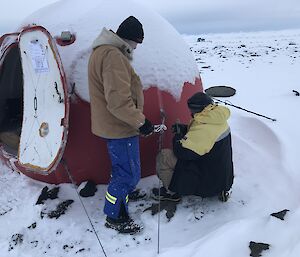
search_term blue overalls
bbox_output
[104,136,141,219]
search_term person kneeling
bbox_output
[154,92,234,202]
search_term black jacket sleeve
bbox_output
[172,134,200,160]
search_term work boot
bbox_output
[105,216,143,235]
[79,180,97,197]
[151,187,181,202]
[218,190,231,202]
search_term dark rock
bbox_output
[8,233,24,251]
[36,186,60,205]
[250,53,261,57]
[270,209,290,220]
[63,244,74,252]
[249,241,270,257]
[27,222,37,229]
[41,200,74,219]
[47,187,60,200]
[30,240,39,248]
[143,201,179,221]
[0,206,12,216]
[292,90,300,96]
[197,37,205,42]
[56,229,63,235]
[76,248,85,254]
[36,186,49,205]
[48,200,74,219]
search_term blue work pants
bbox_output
[103,136,141,219]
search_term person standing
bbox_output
[88,16,154,234]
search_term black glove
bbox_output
[139,118,154,137]
[171,123,188,135]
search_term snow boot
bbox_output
[151,187,181,202]
[218,190,231,202]
[105,216,143,234]
[79,180,97,197]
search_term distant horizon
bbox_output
[1,0,300,37]
[2,25,300,38]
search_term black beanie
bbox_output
[187,92,214,113]
[116,16,144,43]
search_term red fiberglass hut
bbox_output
[0,0,202,185]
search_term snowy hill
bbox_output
[1,29,300,257]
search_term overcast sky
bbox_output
[1,0,300,35]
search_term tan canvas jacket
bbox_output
[88,28,145,138]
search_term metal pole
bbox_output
[213,98,276,121]
[156,87,167,254]
[157,109,166,255]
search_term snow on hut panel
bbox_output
[20,0,200,101]
[18,27,69,173]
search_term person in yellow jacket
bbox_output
[154,92,234,201]
[88,16,154,234]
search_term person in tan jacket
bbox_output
[88,16,154,234]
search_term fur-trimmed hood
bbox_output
[92,27,133,60]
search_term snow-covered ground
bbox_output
[1,28,300,257]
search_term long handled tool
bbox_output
[213,98,276,121]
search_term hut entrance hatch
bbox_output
[17,27,69,173]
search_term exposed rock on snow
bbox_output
[249,241,270,257]
[41,200,74,219]
[8,233,24,251]
[144,201,178,221]
[36,186,60,205]
[270,209,290,221]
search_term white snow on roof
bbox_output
[19,0,199,101]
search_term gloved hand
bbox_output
[139,118,154,137]
[171,123,188,135]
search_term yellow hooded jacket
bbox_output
[180,104,230,156]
